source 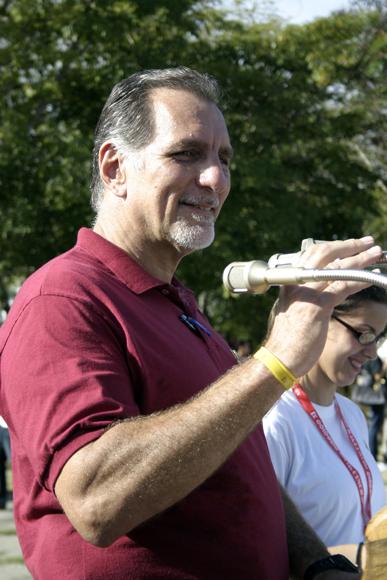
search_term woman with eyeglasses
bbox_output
[263,286,387,550]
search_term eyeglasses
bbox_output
[332,316,385,347]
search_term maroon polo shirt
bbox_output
[0,228,288,579]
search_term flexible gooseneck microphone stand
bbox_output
[223,240,387,294]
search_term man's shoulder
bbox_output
[38,243,113,297]
[12,248,100,304]
[0,244,114,344]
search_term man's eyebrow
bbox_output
[169,138,233,158]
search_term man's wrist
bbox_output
[253,346,296,389]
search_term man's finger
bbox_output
[297,236,379,269]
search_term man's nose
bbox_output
[197,160,230,193]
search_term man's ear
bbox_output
[98,142,127,198]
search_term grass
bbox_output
[0,556,25,565]
[0,529,16,536]
[0,530,16,536]
[6,465,12,491]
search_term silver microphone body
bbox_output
[268,248,387,269]
[223,249,387,295]
[222,261,309,294]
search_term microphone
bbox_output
[268,240,387,268]
[222,261,306,294]
[223,242,387,295]
[266,237,321,268]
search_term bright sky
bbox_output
[224,0,355,23]
[275,0,353,23]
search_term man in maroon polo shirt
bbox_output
[0,67,375,579]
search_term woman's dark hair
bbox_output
[333,286,387,315]
[265,286,387,341]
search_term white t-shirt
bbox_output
[263,391,385,546]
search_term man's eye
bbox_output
[173,150,199,161]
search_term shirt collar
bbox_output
[76,228,195,305]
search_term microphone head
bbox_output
[223,261,270,294]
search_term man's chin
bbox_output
[168,224,215,251]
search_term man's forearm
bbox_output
[54,238,382,548]
[55,356,283,546]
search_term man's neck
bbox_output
[93,220,183,284]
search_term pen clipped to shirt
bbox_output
[179,314,211,337]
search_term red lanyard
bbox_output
[293,384,373,530]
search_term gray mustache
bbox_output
[180,196,219,209]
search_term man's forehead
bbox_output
[149,87,231,146]
[149,85,214,110]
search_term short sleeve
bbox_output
[1,294,140,492]
[263,406,291,486]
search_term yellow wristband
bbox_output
[253,346,296,390]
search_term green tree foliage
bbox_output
[0,0,212,289]
[0,0,385,343]
[177,1,387,342]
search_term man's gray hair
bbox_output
[90,66,221,212]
